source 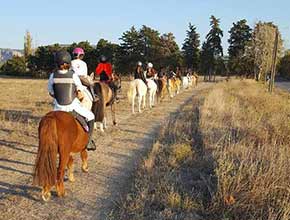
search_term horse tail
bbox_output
[33,115,58,187]
[127,81,136,104]
[92,83,105,122]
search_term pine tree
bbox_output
[24,30,33,59]
[118,26,144,73]
[228,19,252,76]
[160,33,182,68]
[182,23,200,71]
[201,16,224,80]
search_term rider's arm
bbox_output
[48,73,54,97]
[73,74,84,92]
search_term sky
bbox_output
[1,0,290,52]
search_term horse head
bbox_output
[112,73,122,91]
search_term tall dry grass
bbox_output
[201,80,290,219]
[113,79,290,220]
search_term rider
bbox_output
[145,62,156,79]
[48,50,96,151]
[95,55,119,102]
[71,47,98,102]
[145,62,159,86]
[134,61,147,86]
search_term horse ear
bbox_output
[89,72,94,81]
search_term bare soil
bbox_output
[0,78,211,220]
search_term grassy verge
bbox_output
[112,80,290,220]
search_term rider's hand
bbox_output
[76,90,84,101]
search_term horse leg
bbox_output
[41,185,52,202]
[99,123,104,132]
[81,150,88,173]
[149,90,152,109]
[56,152,69,197]
[143,94,146,109]
[67,155,75,182]
[152,91,155,107]
[103,117,107,129]
[138,95,142,113]
[132,93,135,114]
[111,104,117,125]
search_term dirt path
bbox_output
[0,82,210,220]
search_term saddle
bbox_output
[70,111,89,132]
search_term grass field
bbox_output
[113,79,290,220]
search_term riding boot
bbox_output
[86,120,97,151]
[89,85,99,102]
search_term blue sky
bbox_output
[1,0,289,52]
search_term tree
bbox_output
[251,22,283,81]
[24,30,33,59]
[117,26,144,73]
[28,44,62,77]
[0,55,26,75]
[182,23,200,71]
[228,19,252,76]
[160,32,182,68]
[201,16,224,80]
[139,25,163,68]
[278,50,290,78]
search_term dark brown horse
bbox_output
[156,77,167,103]
[33,111,89,201]
[92,73,121,132]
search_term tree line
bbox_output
[1,16,288,81]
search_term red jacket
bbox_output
[95,63,112,77]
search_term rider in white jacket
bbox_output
[71,47,98,101]
[48,50,96,151]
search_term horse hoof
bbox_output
[82,166,89,173]
[68,175,75,182]
[42,191,51,202]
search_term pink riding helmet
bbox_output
[73,47,85,56]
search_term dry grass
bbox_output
[113,79,290,220]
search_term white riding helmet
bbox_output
[147,62,153,68]
[137,61,142,66]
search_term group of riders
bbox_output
[48,48,194,153]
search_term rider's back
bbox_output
[71,59,88,76]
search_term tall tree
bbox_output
[24,30,33,59]
[182,23,200,71]
[250,22,283,81]
[160,32,182,68]
[228,19,252,76]
[139,25,163,68]
[117,26,144,73]
[201,16,224,80]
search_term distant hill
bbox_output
[0,48,24,63]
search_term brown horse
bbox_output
[33,111,89,201]
[92,73,121,132]
[156,77,167,103]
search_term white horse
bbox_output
[181,76,189,89]
[146,79,157,109]
[127,79,147,114]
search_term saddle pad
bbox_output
[70,111,89,132]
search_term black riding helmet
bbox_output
[55,50,71,66]
[100,55,107,63]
